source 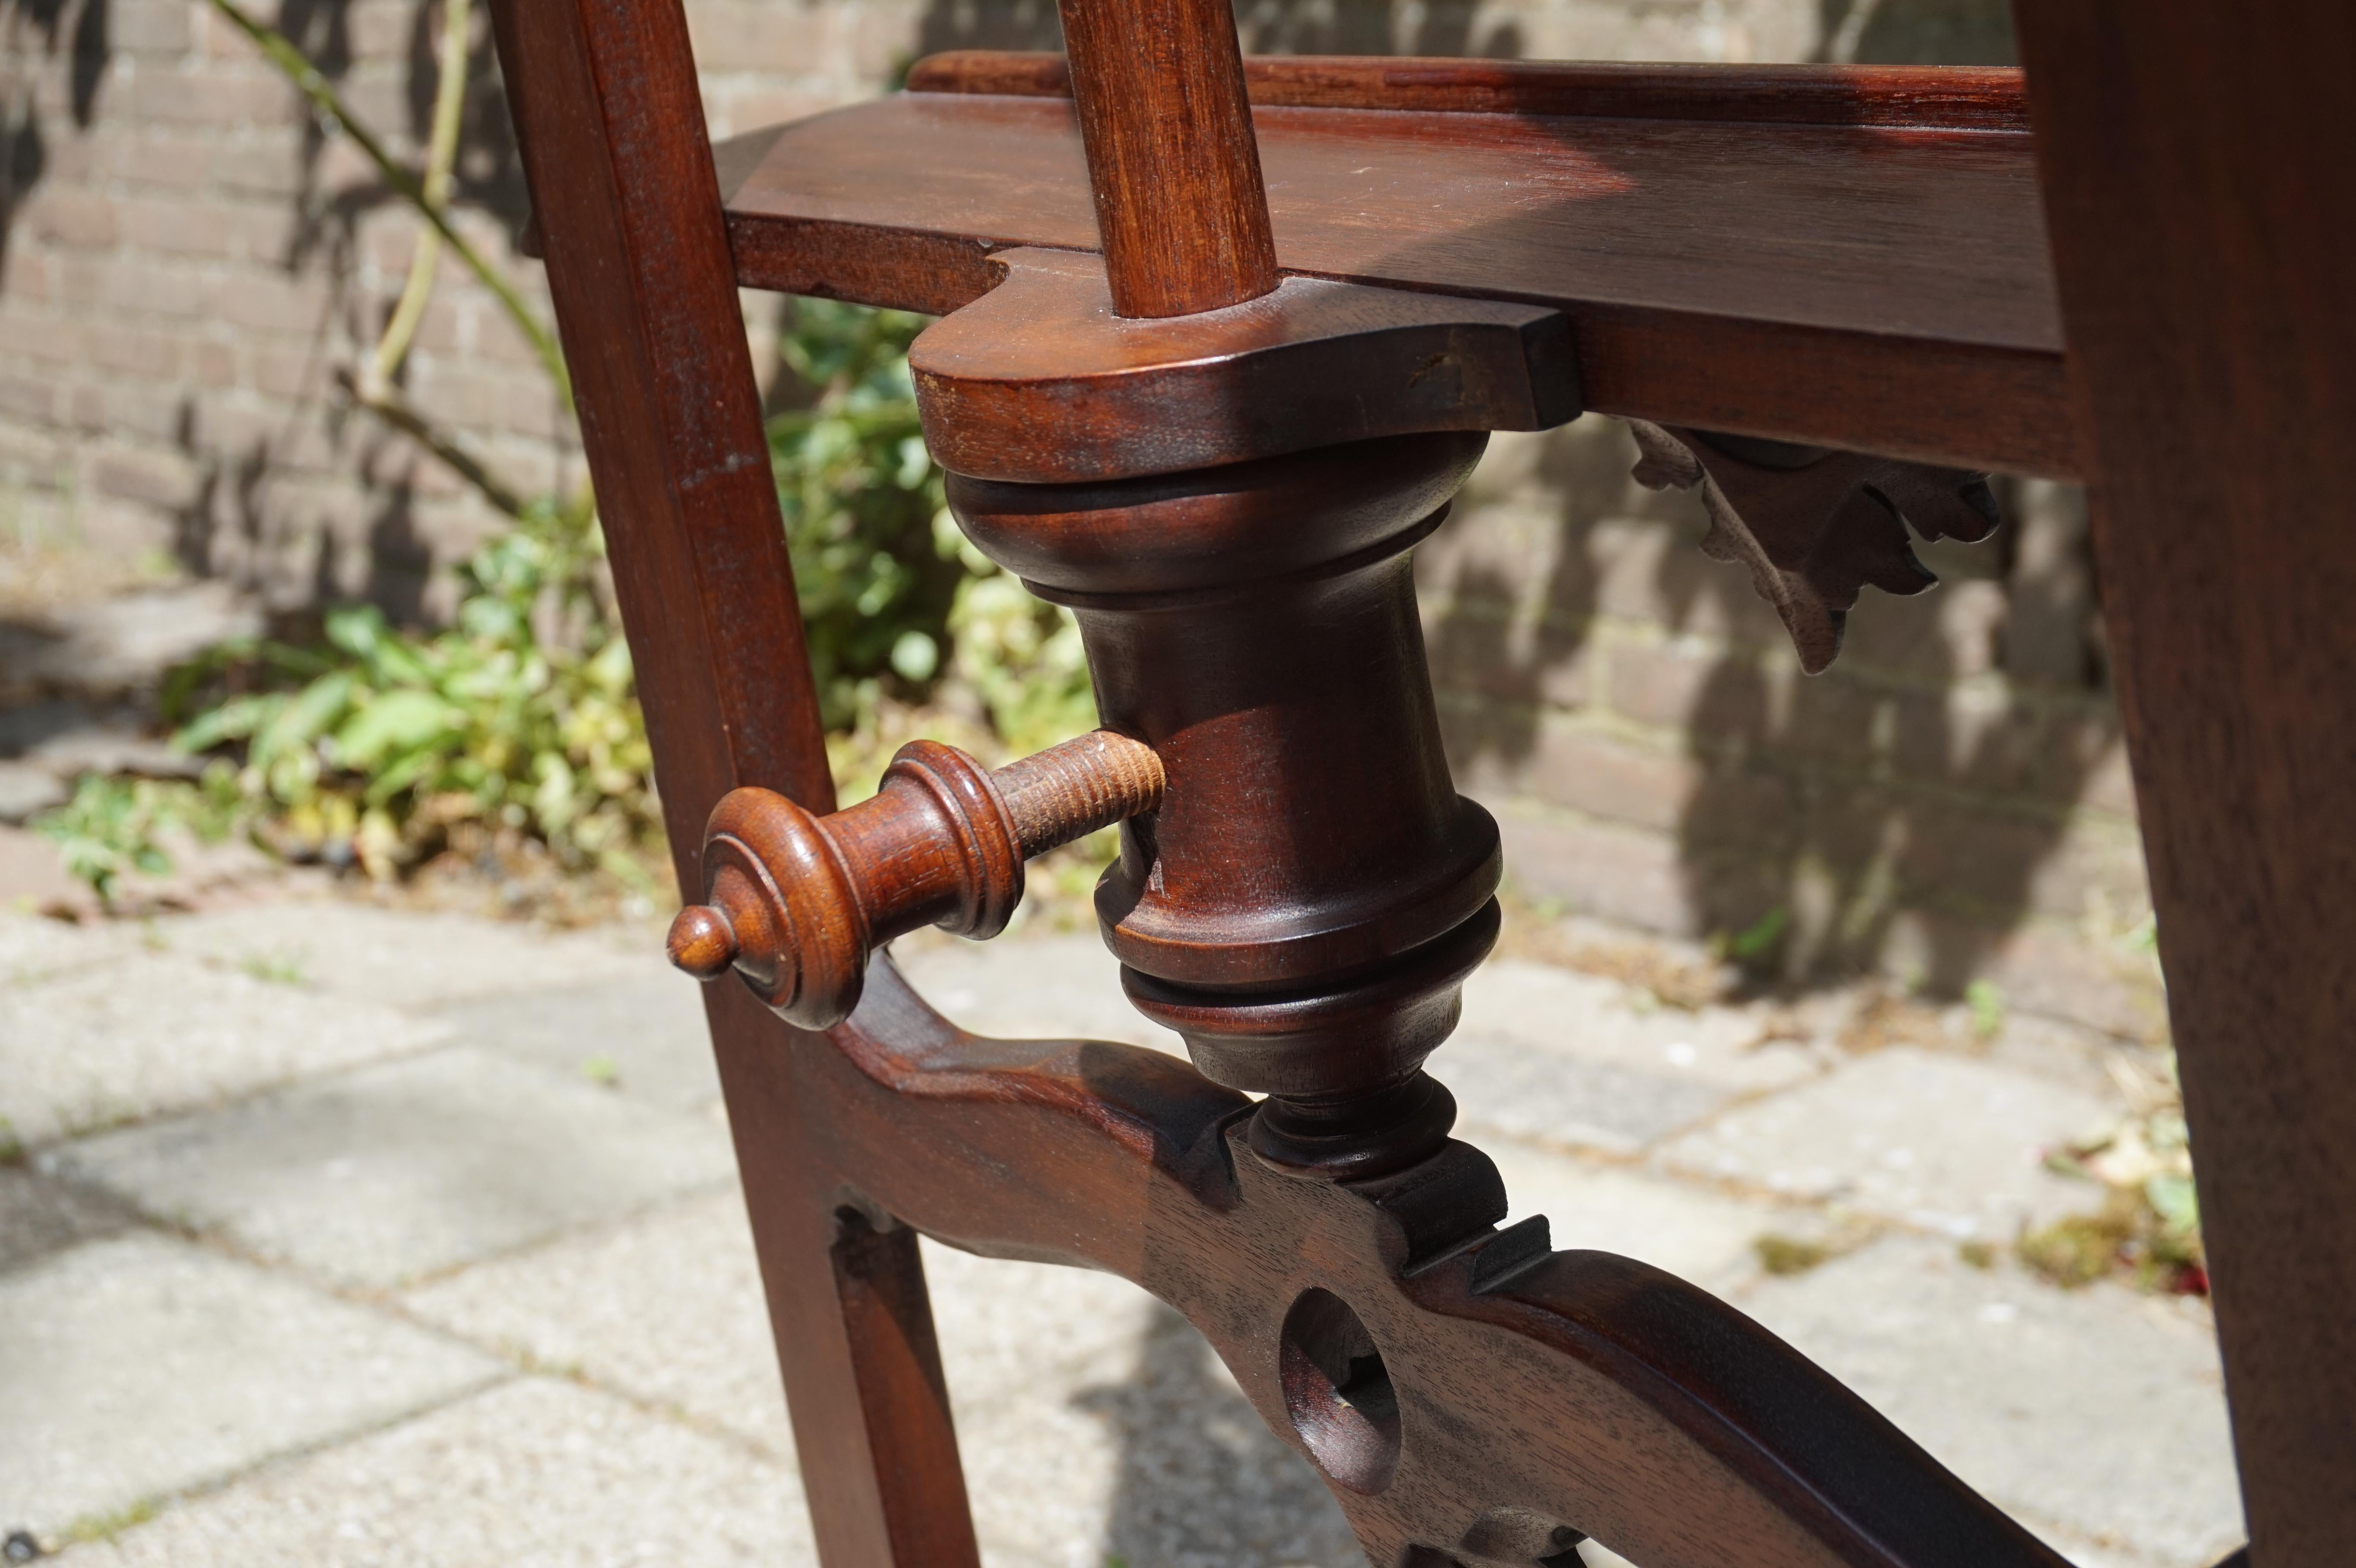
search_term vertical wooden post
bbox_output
[485,1,982,1563]
[1053,0,1279,316]
[2014,6,2356,1563]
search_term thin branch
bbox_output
[359,0,473,399]
[339,370,532,519]
[207,0,573,411]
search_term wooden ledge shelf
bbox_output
[718,54,2073,478]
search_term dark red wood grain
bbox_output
[909,247,1576,483]
[1051,0,1276,316]
[2017,5,2356,1563]
[485,0,982,1562]
[907,50,2031,132]
[790,958,2075,1568]
[720,89,2073,477]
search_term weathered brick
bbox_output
[0,375,58,426]
[1,313,80,369]
[3,248,52,302]
[1426,597,1596,712]
[1603,635,1720,729]
[111,0,197,56]
[1487,798,1701,936]
[117,194,243,258]
[253,342,330,399]
[190,338,239,388]
[341,0,423,57]
[207,270,340,335]
[134,69,294,128]
[28,187,120,250]
[1891,680,2046,796]
[82,319,188,378]
[73,378,193,443]
[89,254,212,319]
[111,130,214,190]
[92,445,200,509]
[211,137,305,199]
[686,2,841,76]
[1523,724,1701,834]
[1841,575,2008,680]
[1774,666,1889,767]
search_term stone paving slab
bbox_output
[1486,1142,1778,1293]
[65,1377,815,1568]
[434,972,722,1112]
[891,931,1181,1054]
[955,1296,1357,1568]
[401,1189,799,1456]
[0,910,113,982]
[0,1233,505,1538]
[0,953,446,1151]
[0,1163,137,1273]
[47,1048,737,1287]
[1657,1044,2120,1240]
[400,1188,1172,1462]
[1458,958,1819,1097]
[153,901,658,1010]
[1448,961,1821,1154]
[1740,1236,2243,1568]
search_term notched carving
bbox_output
[1627,420,2001,674]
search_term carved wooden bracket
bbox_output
[1627,420,2002,673]
[911,247,1582,484]
[782,960,2077,1568]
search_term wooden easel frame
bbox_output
[486,0,2353,1561]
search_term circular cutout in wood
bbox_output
[1279,1287,1402,1493]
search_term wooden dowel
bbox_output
[1052,0,1279,318]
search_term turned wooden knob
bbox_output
[668,730,1162,1028]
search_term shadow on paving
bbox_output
[1079,1302,1360,1568]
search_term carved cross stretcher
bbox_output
[487,2,2356,1565]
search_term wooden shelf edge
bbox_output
[726,209,2077,480]
[905,50,2032,134]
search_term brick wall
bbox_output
[2,0,2154,1029]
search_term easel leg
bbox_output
[2018,6,2356,1562]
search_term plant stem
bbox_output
[361,0,472,399]
[207,0,573,410]
[339,371,531,519]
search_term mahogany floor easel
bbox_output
[488,1,2352,1563]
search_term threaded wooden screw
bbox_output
[666,730,1162,1027]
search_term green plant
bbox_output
[160,498,657,882]
[2030,1094,2207,1294]
[770,300,963,731]
[34,771,243,901]
[35,10,1094,903]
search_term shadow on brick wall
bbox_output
[1424,417,2127,1005]
[156,0,534,612]
[1,0,107,278]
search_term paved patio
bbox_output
[0,895,2242,1568]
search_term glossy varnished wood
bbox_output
[786,959,2073,1568]
[907,50,2030,131]
[669,730,1164,1027]
[1051,0,1274,315]
[484,0,982,1562]
[2017,5,2356,1563]
[719,87,2072,477]
[910,248,1577,483]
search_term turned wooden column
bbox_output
[951,432,1503,1179]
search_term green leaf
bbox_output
[337,689,457,771]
